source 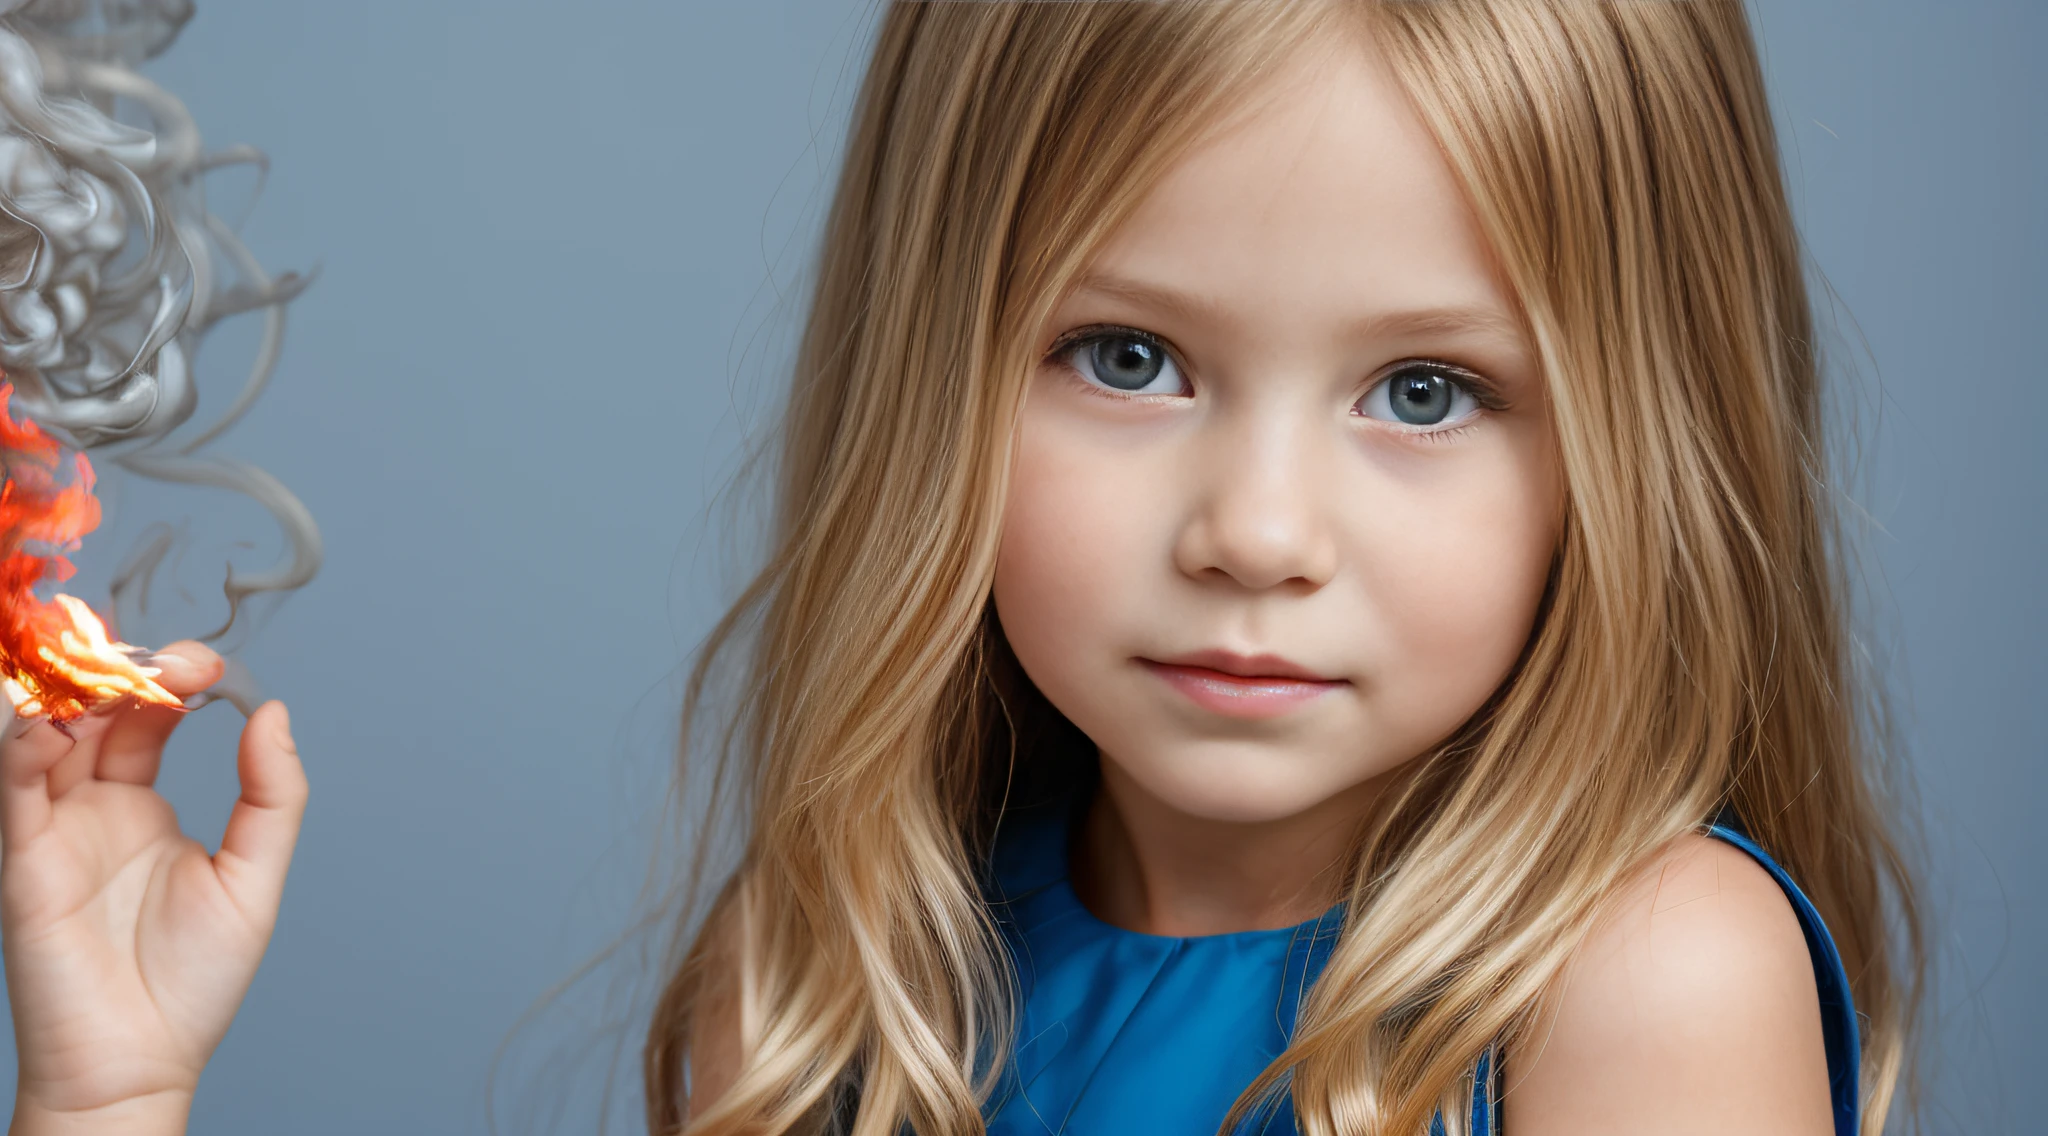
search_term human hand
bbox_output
[1,642,307,1134]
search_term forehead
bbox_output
[1078,40,1513,340]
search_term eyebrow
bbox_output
[1065,273,1528,344]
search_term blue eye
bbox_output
[1065,331,1188,395]
[1356,364,1482,429]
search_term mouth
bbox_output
[1138,650,1348,720]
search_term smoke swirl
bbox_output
[0,0,318,710]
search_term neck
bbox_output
[1069,762,1387,937]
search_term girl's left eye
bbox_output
[1062,331,1189,396]
[1355,364,1484,430]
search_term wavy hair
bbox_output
[643,4,1920,1134]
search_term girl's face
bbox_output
[995,41,1563,827]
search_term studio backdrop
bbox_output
[0,2,2039,1133]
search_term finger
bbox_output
[40,710,117,801]
[1,708,120,847]
[143,641,227,698]
[0,714,75,851]
[93,643,222,787]
[93,702,184,787]
[213,701,308,923]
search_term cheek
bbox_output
[992,413,1149,698]
[991,395,1563,820]
[1361,429,1560,718]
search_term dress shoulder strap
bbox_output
[1704,823,1862,1136]
[1257,826,1856,1136]
[1436,828,1860,1136]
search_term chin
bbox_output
[1115,741,1376,827]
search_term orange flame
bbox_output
[0,381,180,724]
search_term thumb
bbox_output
[212,701,310,927]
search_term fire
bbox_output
[0,381,180,724]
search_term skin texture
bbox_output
[1,645,306,1136]
[988,39,1836,1135]
[1503,835,1836,1136]
[994,38,1560,937]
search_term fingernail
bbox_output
[142,644,217,671]
[141,649,192,672]
[272,703,295,751]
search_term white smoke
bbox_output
[0,0,319,711]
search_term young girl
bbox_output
[1,3,1919,1135]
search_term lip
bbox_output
[1139,650,1348,720]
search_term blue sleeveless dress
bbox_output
[981,804,1861,1136]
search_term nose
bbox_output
[1171,409,1339,592]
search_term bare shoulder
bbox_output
[1503,833,1834,1136]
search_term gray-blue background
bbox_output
[0,2,2040,1132]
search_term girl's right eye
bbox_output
[1059,330,1190,396]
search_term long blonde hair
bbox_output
[643,4,1920,1134]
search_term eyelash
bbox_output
[1044,325,1506,432]
[1046,325,1184,401]
[1398,416,1481,444]
[1376,366,1508,443]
